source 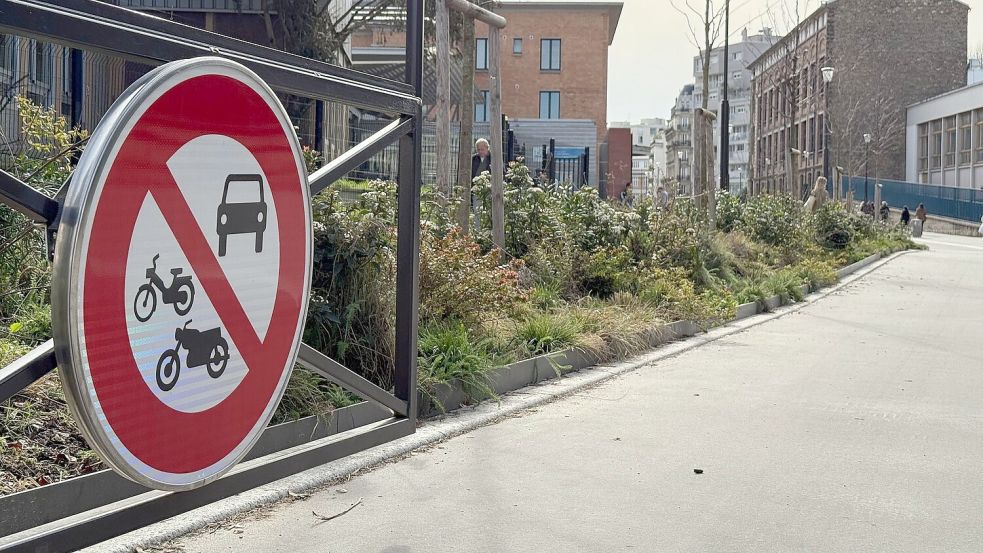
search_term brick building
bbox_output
[473,1,623,145]
[748,0,969,197]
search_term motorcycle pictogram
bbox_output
[133,254,195,322]
[156,321,230,392]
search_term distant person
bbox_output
[657,186,670,209]
[900,206,911,226]
[978,214,983,237]
[915,203,927,224]
[471,138,492,179]
[879,201,890,222]
[621,182,634,206]
[861,201,874,217]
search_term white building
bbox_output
[906,80,983,188]
[666,84,694,195]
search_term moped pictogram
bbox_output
[133,254,195,322]
[155,321,230,391]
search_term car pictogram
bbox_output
[216,174,267,257]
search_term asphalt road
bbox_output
[176,233,983,553]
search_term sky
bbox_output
[606,0,983,124]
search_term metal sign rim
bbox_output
[51,56,313,491]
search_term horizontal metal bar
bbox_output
[0,417,414,553]
[0,0,421,114]
[297,343,409,417]
[0,170,60,225]
[308,117,413,195]
[0,401,392,537]
[0,340,56,404]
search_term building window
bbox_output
[30,41,52,85]
[731,71,742,80]
[539,91,560,119]
[917,123,929,172]
[475,90,489,122]
[475,38,488,70]
[959,112,972,166]
[976,109,983,163]
[540,39,561,71]
[0,34,13,73]
[930,120,942,169]
[944,115,956,168]
[512,38,522,55]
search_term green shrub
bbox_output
[715,192,744,232]
[812,203,854,249]
[739,195,807,250]
[512,312,582,357]
[419,229,528,324]
[417,323,501,409]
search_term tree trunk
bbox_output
[489,27,505,249]
[456,17,476,232]
[435,0,452,205]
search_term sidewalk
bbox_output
[137,234,983,552]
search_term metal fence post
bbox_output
[314,99,324,162]
[547,137,556,183]
[395,0,424,423]
[70,49,84,129]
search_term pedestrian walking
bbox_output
[913,203,927,237]
[900,206,910,226]
[471,138,492,179]
[879,201,890,222]
[978,214,983,237]
[915,203,927,223]
[861,201,874,217]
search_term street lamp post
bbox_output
[821,66,835,195]
[863,133,872,203]
[720,0,731,192]
[677,151,684,195]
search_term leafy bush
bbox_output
[715,192,744,233]
[419,229,528,324]
[812,202,854,249]
[739,195,807,250]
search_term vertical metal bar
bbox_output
[70,48,84,130]
[548,137,556,183]
[314,100,324,160]
[394,0,424,422]
[583,146,590,187]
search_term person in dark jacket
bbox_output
[900,206,910,226]
[879,201,890,222]
[471,138,492,179]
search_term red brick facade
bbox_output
[473,2,622,144]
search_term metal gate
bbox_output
[0,1,423,550]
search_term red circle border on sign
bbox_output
[81,73,307,474]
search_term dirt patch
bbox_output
[0,372,104,495]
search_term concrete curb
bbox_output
[84,250,911,553]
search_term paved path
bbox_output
[177,233,983,553]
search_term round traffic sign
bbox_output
[52,57,312,490]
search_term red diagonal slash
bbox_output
[149,171,264,366]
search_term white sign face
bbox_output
[52,57,312,491]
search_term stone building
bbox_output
[665,84,694,195]
[748,0,969,198]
